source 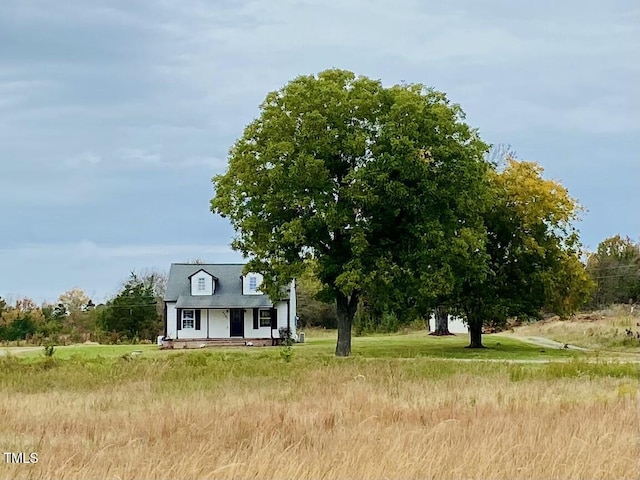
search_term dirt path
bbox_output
[502,334,591,351]
[0,347,42,356]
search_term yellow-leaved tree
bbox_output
[458,158,593,347]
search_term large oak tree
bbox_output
[211,69,490,356]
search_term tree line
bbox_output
[0,271,165,345]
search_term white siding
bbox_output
[242,273,264,295]
[190,270,214,296]
[207,309,229,338]
[166,302,177,338]
[176,308,206,339]
[289,279,297,339]
[165,285,299,341]
[276,301,288,334]
[244,308,272,339]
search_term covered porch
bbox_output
[164,302,290,346]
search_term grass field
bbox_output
[1,331,609,362]
[1,331,638,480]
[510,305,640,352]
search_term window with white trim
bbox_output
[197,277,206,291]
[182,309,195,329]
[249,276,257,292]
[259,309,271,327]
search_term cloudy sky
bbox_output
[1,0,638,304]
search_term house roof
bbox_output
[164,263,274,309]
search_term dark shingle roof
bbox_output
[164,263,273,309]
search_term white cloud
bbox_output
[2,240,239,259]
[65,151,102,166]
[0,241,244,303]
[60,148,226,172]
[116,147,162,165]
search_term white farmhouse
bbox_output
[163,263,297,346]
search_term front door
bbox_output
[230,309,244,337]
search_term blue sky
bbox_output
[1,0,638,304]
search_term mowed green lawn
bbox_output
[0,330,636,397]
[1,330,598,362]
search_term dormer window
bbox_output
[189,268,216,296]
[243,272,264,295]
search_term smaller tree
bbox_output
[99,273,160,341]
[543,251,594,317]
[39,303,64,338]
[58,288,92,312]
[136,268,168,320]
[459,158,587,347]
[186,258,207,265]
[586,235,640,306]
[295,262,337,329]
[429,307,453,336]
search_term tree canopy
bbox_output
[457,158,590,346]
[211,69,490,356]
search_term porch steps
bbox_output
[164,338,274,349]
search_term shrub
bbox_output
[43,344,56,358]
[280,345,294,363]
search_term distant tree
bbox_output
[137,268,168,320]
[58,288,92,313]
[211,69,490,356]
[52,288,97,338]
[486,143,517,170]
[14,297,38,312]
[543,250,594,318]
[39,303,64,338]
[586,235,640,306]
[99,273,160,340]
[138,268,168,298]
[0,298,42,341]
[430,307,453,336]
[295,262,337,329]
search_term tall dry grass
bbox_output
[512,305,640,351]
[1,355,638,480]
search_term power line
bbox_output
[586,264,639,271]
[100,303,158,308]
[589,274,640,280]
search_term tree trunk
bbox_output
[429,307,453,336]
[335,290,358,357]
[466,319,485,348]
